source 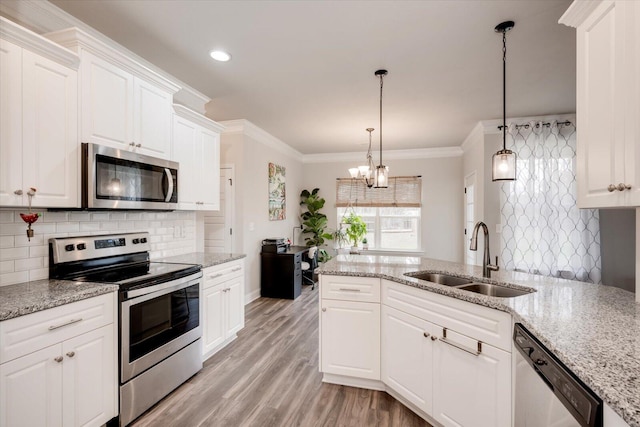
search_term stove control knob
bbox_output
[140,237,147,243]
[76,243,86,250]
[132,238,140,244]
[65,244,75,252]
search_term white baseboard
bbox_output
[245,288,261,305]
[321,373,385,391]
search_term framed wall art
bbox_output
[268,162,286,220]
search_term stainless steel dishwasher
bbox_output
[514,323,602,427]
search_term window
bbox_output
[336,177,421,251]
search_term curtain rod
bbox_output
[336,175,421,180]
[497,120,572,131]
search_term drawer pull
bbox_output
[48,318,82,331]
[338,288,361,292]
[440,328,482,356]
[208,273,224,279]
[231,267,242,272]
[54,356,63,363]
[423,332,430,338]
[66,351,75,358]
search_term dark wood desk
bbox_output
[260,245,309,299]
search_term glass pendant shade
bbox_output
[374,165,389,188]
[348,168,359,179]
[492,148,516,181]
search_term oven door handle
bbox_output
[164,168,174,202]
[124,271,202,301]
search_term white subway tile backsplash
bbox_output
[0,211,14,223]
[0,260,14,273]
[15,257,43,271]
[0,209,197,286]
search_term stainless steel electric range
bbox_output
[49,232,202,426]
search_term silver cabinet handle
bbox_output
[338,288,361,292]
[208,273,223,279]
[423,332,430,338]
[608,184,617,192]
[54,356,63,363]
[13,189,23,195]
[431,336,437,341]
[48,318,82,330]
[129,142,135,147]
[135,143,142,148]
[66,351,75,358]
[164,168,174,202]
[231,267,242,272]
[440,328,482,356]
[322,308,327,312]
[617,183,632,191]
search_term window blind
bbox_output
[335,176,422,207]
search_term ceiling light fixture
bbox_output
[348,128,376,188]
[374,69,389,188]
[209,50,231,62]
[492,21,516,182]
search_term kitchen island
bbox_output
[317,254,639,427]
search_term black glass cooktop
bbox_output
[72,262,201,290]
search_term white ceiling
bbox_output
[50,0,575,155]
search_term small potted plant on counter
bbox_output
[343,213,367,254]
[362,238,369,250]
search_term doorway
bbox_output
[464,172,477,265]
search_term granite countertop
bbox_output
[158,252,246,269]
[317,254,640,427]
[0,279,118,322]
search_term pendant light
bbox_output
[348,128,376,188]
[492,21,516,182]
[374,69,389,188]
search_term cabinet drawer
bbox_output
[0,293,115,364]
[320,275,380,303]
[382,280,512,352]
[203,260,244,289]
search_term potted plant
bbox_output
[362,238,369,250]
[331,227,349,255]
[343,212,367,252]
[300,188,333,257]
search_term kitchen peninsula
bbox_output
[317,254,639,427]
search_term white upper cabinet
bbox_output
[0,18,79,208]
[172,104,223,210]
[560,0,640,207]
[46,27,179,160]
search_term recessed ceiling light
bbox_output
[209,50,231,62]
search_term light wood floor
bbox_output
[131,285,431,427]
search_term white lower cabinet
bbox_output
[0,294,117,427]
[320,275,512,427]
[201,260,245,359]
[320,299,380,380]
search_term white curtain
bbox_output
[500,120,602,283]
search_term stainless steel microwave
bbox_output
[82,143,178,210]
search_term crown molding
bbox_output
[0,0,211,111]
[220,119,304,162]
[0,16,79,69]
[302,146,463,164]
[173,104,225,133]
[558,0,603,28]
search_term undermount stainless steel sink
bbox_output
[456,283,534,298]
[406,271,535,298]
[405,272,473,287]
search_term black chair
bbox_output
[301,246,318,290]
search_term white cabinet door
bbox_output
[202,284,225,355]
[80,51,133,149]
[574,0,640,208]
[0,39,23,206]
[225,274,244,337]
[133,78,172,159]
[199,127,220,210]
[22,50,78,208]
[381,305,434,414]
[432,327,511,427]
[0,344,63,427]
[62,325,115,427]
[172,114,198,208]
[320,299,380,380]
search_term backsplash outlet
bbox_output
[0,210,197,286]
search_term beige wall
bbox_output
[221,127,304,302]
[302,156,464,263]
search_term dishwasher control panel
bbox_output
[514,324,602,427]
